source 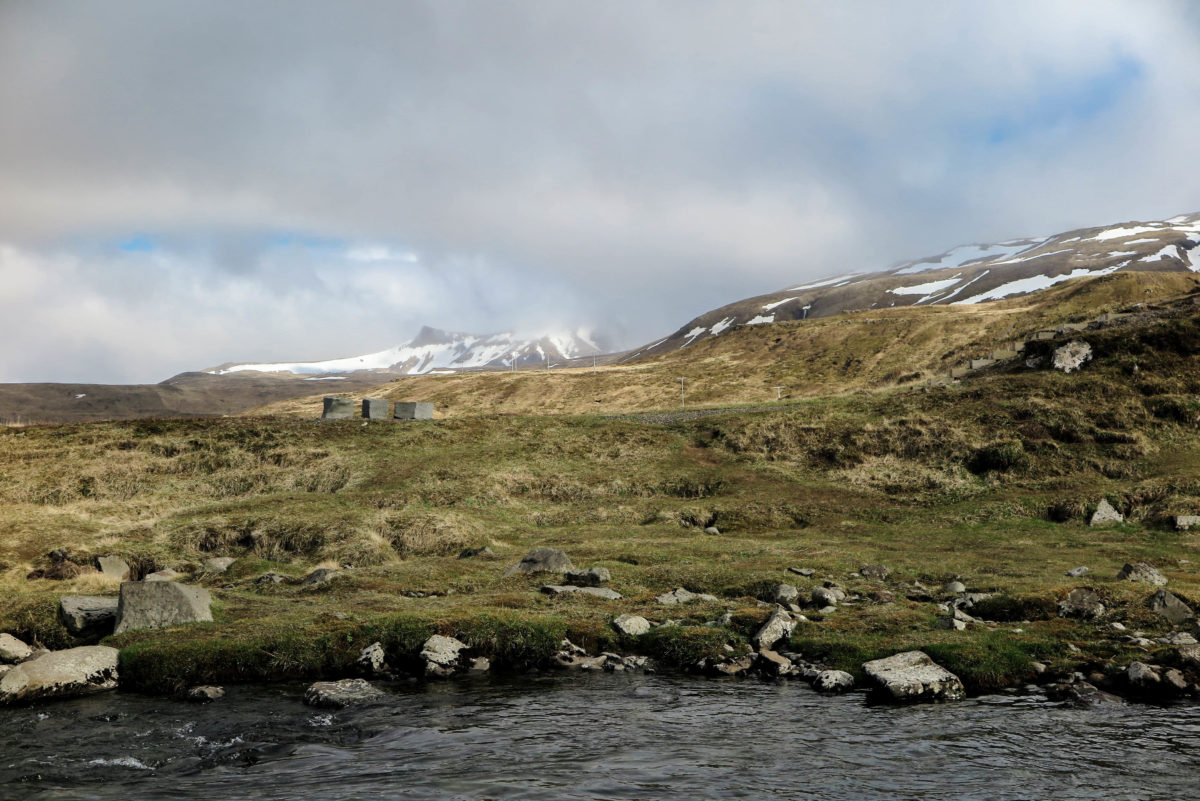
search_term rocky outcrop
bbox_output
[503,548,574,577]
[1117,562,1167,586]
[862,651,965,703]
[421,634,470,678]
[113,581,213,634]
[58,596,119,639]
[612,614,651,636]
[303,678,387,708]
[564,567,610,587]
[1058,588,1106,620]
[0,646,119,704]
[541,585,622,600]
[1148,589,1194,624]
[0,634,33,663]
[1090,500,1124,527]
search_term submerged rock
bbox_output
[113,581,213,634]
[1047,681,1124,708]
[303,678,387,709]
[503,548,574,577]
[0,646,119,704]
[862,651,964,703]
[813,670,855,693]
[184,685,225,703]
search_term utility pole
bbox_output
[774,386,784,401]
[680,377,686,408]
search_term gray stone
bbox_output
[457,546,494,559]
[1049,681,1124,707]
[935,615,967,631]
[1148,589,1194,624]
[788,567,816,577]
[0,646,119,704]
[255,572,286,585]
[184,685,225,703]
[202,557,236,574]
[712,655,754,676]
[752,608,796,650]
[58,596,119,638]
[1066,566,1090,577]
[772,584,799,605]
[655,587,718,605]
[0,634,33,664]
[1090,500,1124,527]
[1174,515,1200,531]
[303,678,387,708]
[1052,340,1093,373]
[358,642,388,675]
[1058,588,1106,620]
[321,397,356,420]
[564,567,611,587]
[862,650,965,703]
[421,634,469,678]
[703,526,721,535]
[1126,661,1161,689]
[812,586,842,607]
[860,564,890,581]
[469,656,491,672]
[612,614,652,636]
[145,569,179,582]
[1117,562,1167,586]
[1158,631,1197,646]
[943,580,967,594]
[756,648,795,677]
[113,581,213,634]
[393,401,434,421]
[361,398,391,419]
[301,568,341,587]
[1179,643,1200,668]
[814,670,855,693]
[504,548,574,577]
[541,585,622,600]
[94,555,131,580]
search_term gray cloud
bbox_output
[1,1,1199,382]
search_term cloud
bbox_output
[1,1,1199,381]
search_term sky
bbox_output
[2,1,1200,383]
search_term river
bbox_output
[2,673,1197,800]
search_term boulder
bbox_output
[0,646,119,704]
[655,587,718,605]
[813,670,855,693]
[0,634,33,664]
[943,580,967,594]
[1174,515,1200,531]
[144,569,179,582]
[58,596,119,638]
[756,648,795,677]
[860,564,890,581]
[202,557,236,574]
[862,651,965,703]
[540,585,622,600]
[303,678,387,708]
[811,586,842,607]
[1090,500,1124,527]
[301,568,341,587]
[1126,661,1161,690]
[564,567,611,587]
[421,634,469,678]
[1052,340,1093,373]
[771,584,799,605]
[788,567,816,577]
[1117,562,1167,586]
[752,608,795,650]
[113,581,213,635]
[703,526,721,535]
[711,655,754,676]
[1047,681,1124,707]
[503,548,574,577]
[1148,589,1194,625]
[94,555,131,581]
[184,685,225,703]
[358,642,388,675]
[1178,643,1200,668]
[1066,566,1090,578]
[1058,588,1106,620]
[469,656,491,672]
[612,614,652,636]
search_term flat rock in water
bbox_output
[655,587,718,605]
[0,634,33,664]
[564,567,611,587]
[503,548,574,577]
[0,646,119,704]
[58,596,119,638]
[184,685,225,703]
[303,678,387,709]
[1148,589,1194,624]
[612,614,652,636]
[863,651,965,703]
[541,585,622,600]
[1090,499,1124,527]
[1117,562,1167,586]
[113,581,213,634]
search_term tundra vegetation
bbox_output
[3,274,1200,696]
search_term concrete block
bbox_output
[322,397,356,420]
[393,401,434,421]
[361,398,391,419]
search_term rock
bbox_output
[1158,631,1197,646]
[0,646,119,704]
[771,584,799,605]
[58,596,119,639]
[860,564,890,581]
[1163,668,1189,693]
[468,656,491,672]
[457,546,494,559]
[144,569,179,582]
[788,567,816,577]
[612,614,651,636]
[655,587,718,605]
[1058,588,1106,620]
[817,605,837,615]
[0,634,33,664]
[202,557,236,574]
[943,580,967,594]
[704,526,721,535]
[1052,340,1093,373]
[811,587,841,607]
[358,642,388,675]
[752,608,795,650]
[1047,681,1123,707]
[301,568,341,587]
[94,555,131,581]
[541,585,622,600]
[712,655,754,676]
[254,572,286,585]
[1117,562,1167,586]
[1090,500,1124,527]
[1066,566,1090,578]
[1174,515,1200,531]
[303,678,387,709]
[184,685,225,703]
[1179,643,1200,668]
[869,589,895,604]
[421,634,469,678]
[814,670,855,693]
[935,615,967,631]
[503,547,574,577]
[756,648,795,677]
[564,567,611,587]
[1148,589,1195,625]
[113,581,213,635]
[1126,661,1161,690]
[862,651,965,703]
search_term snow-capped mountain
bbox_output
[631,211,1200,357]
[210,326,604,377]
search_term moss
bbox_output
[639,625,730,668]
